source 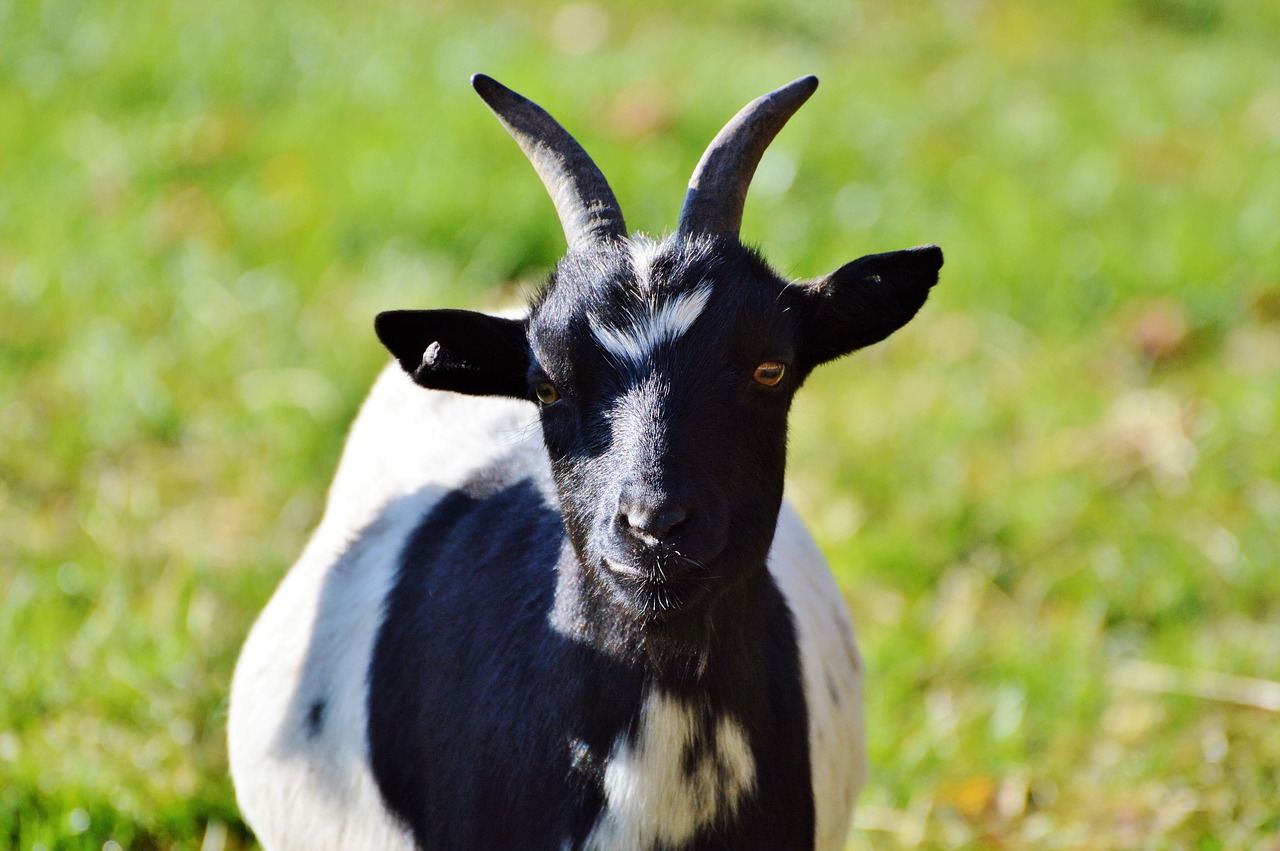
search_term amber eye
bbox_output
[753,362,786,387]
[535,382,560,405]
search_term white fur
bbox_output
[585,691,756,850]
[626,235,665,292]
[590,284,712,364]
[228,364,539,851]
[230,361,864,851]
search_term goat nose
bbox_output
[617,498,689,543]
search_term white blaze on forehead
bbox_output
[627,235,665,291]
[590,285,712,364]
[587,235,714,365]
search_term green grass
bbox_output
[2,0,1279,847]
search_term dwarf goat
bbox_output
[229,74,943,851]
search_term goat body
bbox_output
[229,75,941,851]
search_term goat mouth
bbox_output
[603,554,704,584]
[601,555,713,617]
[604,557,647,579]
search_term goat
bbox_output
[228,73,943,851]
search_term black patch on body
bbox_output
[305,699,325,739]
[367,474,815,850]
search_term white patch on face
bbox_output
[603,372,667,458]
[590,285,712,365]
[587,235,714,365]
[584,689,756,851]
[627,235,665,292]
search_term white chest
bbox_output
[585,689,756,851]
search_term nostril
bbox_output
[647,505,687,539]
[619,502,689,543]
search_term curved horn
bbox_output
[471,74,627,250]
[677,75,818,239]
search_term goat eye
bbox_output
[752,362,786,387]
[535,382,560,405]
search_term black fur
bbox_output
[375,309,530,397]
[305,700,325,739]
[791,244,944,369]
[367,472,813,850]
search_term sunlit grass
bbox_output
[2,0,1278,848]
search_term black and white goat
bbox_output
[229,74,942,851]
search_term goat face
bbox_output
[374,75,942,624]
[528,236,797,619]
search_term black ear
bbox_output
[793,245,943,368]
[374,309,531,399]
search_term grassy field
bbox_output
[3,0,1279,847]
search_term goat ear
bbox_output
[374,309,531,399]
[793,245,943,368]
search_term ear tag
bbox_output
[422,341,442,367]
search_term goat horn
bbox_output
[471,74,627,250]
[677,75,818,239]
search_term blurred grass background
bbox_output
[3,0,1279,847]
